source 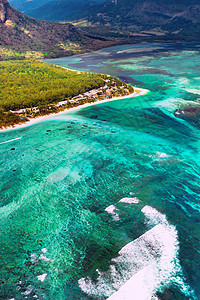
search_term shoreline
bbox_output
[0,88,149,133]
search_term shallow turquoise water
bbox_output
[1,43,200,299]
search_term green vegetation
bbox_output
[0,60,105,111]
[0,46,45,61]
[0,60,134,128]
[0,109,28,128]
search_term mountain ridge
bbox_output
[27,0,200,43]
[27,0,102,22]
[86,0,200,41]
[0,0,117,60]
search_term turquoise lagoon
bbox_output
[0,43,200,299]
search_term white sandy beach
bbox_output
[0,87,149,132]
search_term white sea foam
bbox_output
[105,197,140,220]
[178,77,190,85]
[159,152,168,158]
[79,205,196,300]
[108,267,159,300]
[79,224,170,298]
[21,285,33,296]
[141,205,168,226]
[30,253,38,263]
[39,254,51,262]
[105,205,120,221]
[119,197,140,204]
[129,192,135,196]
[186,88,200,95]
[153,152,171,162]
[31,250,51,262]
[155,152,169,159]
[0,136,22,145]
[37,273,47,282]
[42,248,47,253]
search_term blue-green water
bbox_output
[1,43,200,299]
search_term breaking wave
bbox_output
[78,205,196,299]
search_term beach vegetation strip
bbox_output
[0,60,134,128]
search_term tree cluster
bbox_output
[0,60,105,111]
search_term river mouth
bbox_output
[0,42,200,299]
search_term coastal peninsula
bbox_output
[0,60,147,130]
